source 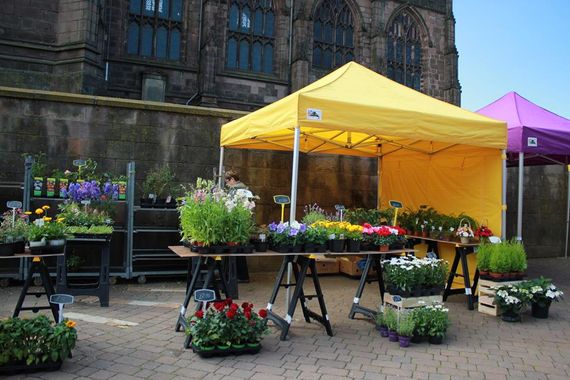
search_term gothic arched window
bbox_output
[127,0,183,60]
[226,0,275,74]
[386,10,422,90]
[313,0,354,69]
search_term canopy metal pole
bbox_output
[218,146,224,188]
[501,150,507,240]
[564,165,570,259]
[286,127,301,310]
[516,152,524,241]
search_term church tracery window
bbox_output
[312,0,354,69]
[386,10,422,90]
[226,0,275,74]
[127,0,183,60]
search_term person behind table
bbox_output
[224,170,248,192]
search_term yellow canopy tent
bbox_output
[220,62,507,240]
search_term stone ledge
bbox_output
[0,86,247,119]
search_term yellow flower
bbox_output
[35,208,44,215]
[24,211,32,215]
[42,205,50,210]
[43,217,52,222]
[57,217,65,223]
[65,320,76,328]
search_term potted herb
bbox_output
[476,243,493,278]
[384,307,398,342]
[0,315,77,375]
[397,315,415,348]
[301,203,327,225]
[375,312,388,337]
[141,165,176,208]
[523,277,563,319]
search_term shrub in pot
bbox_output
[384,308,399,342]
[476,243,493,277]
[375,312,388,337]
[141,165,176,207]
[397,315,415,348]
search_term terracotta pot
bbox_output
[379,245,389,252]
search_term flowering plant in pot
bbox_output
[475,224,493,242]
[311,220,346,252]
[301,203,327,225]
[455,223,474,244]
[304,225,329,252]
[522,277,563,319]
[0,209,29,255]
[186,299,269,357]
[267,221,306,252]
[141,164,176,207]
[493,284,530,322]
[397,315,415,348]
[425,303,449,344]
[341,223,364,252]
[0,315,77,374]
[409,305,429,343]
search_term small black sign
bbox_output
[50,294,74,305]
[194,289,216,303]
[273,195,290,205]
[389,200,403,208]
[6,201,22,209]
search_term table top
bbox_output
[0,251,64,259]
[169,245,416,258]
[406,235,480,247]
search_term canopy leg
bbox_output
[516,152,524,241]
[218,146,225,188]
[501,150,507,240]
[286,127,301,309]
[565,165,570,259]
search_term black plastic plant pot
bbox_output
[329,239,345,253]
[0,360,62,376]
[241,245,254,254]
[303,243,316,253]
[314,244,327,253]
[273,244,292,253]
[12,241,25,254]
[0,242,14,257]
[192,344,261,358]
[291,244,303,253]
[346,240,361,252]
[253,242,268,252]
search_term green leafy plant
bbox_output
[521,277,564,307]
[397,315,415,337]
[476,243,493,271]
[304,225,329,245]
[66,255,83,271]
[302,203,327,225]
[28,152,47,178]
[142,164,176,199]
[67,225,113,235]
[57,203,112,227]
[425,303,449,338]
[375,312,385,327]
[383,307,398,331]
[494,284,530,315]
[0,315,77,366]
[410,306,429,336]
[42,221,69,240]
[0,209,29,242]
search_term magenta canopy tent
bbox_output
[477,91,570,257]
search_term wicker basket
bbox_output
[457,218,473,244]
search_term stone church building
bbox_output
[0,0,460,109]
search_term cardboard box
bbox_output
[338,256,376,277]
[307,257,339,275]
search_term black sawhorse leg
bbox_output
[348,255,384,320]
[267,255,333,340]
[13,257,59,322]
[443,247,478,310]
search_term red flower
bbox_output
[242,302,249,309]
[363,223,372,229]
[194,310,204,319]
[230,303,239,311]
[214,302,225,311]
[226,310,236,319]
[226,297,233,305]
[258,309,268,318]
[245,311,251,320]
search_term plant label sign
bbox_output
[73,159,86,167]
[273,195,290,205]
[334,204,345,211]
[389,200,403,209]
[194,289,216,303]
[50,294,75,305]
[527,137,538,147]
[392,295,402,302]
[6,201,22,209]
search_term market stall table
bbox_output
[169,246,414,346]
[0,252,64,322]
[407,236,480,310]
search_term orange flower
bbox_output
[65,320,76,328]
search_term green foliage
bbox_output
[225,203,255,244]
[66,255,83,271]
[410,307,430,336]
[375,312,385,327]
[345,208,382,225]
[26,224,46,242]
[426,304,449,338]
[488,240,527,273]
[383,307,398,331]
[51,169,65,180]
[397,315,415,337]
[509,241,527,272]
[42,221,69,240]
[494,284,530,314]
[304,225,329,245]
[302,203,327,225]
[0,315,77,366]
[67,225,113,235]
[0,210,29,242]
[57,203,112,227]
[28,152,47,178]
[476,243,493,271]
[142,164,176,198]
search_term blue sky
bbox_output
[454,1,570,117]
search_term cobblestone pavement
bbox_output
[1,258,570,380]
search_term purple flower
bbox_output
[300,224,307,233]
[276,223,286,234]
[268,222,278,232]
[289,228,298,237]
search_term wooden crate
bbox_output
[383,292,443,310]
[478,279,522,316]
[307,257,339,275]
[338,256,376,277]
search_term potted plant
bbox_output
[375,312,388,337]
[493,284,530,322]
[384,307,398,342]
[267,221,305,253]
[42,220,69,248]
[455,220,474,244]
[301,203,327,225]
[409,306,428,343]
[66,255,83,272]
[343,223,364,252]
[251,225,268,252]
[0,209,29,254]
[141,165,176,208]
[475,224,493,243]
[303,225,328,252]
[523,277,563,319]
[488,240,527,280]
[0,315,77,375]
[397,315,415,348]
[187,299,269,357]
[476,243,493,278]
[425,303,449,344]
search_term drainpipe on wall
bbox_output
[287,0,294,94]
[105,0,112,82]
